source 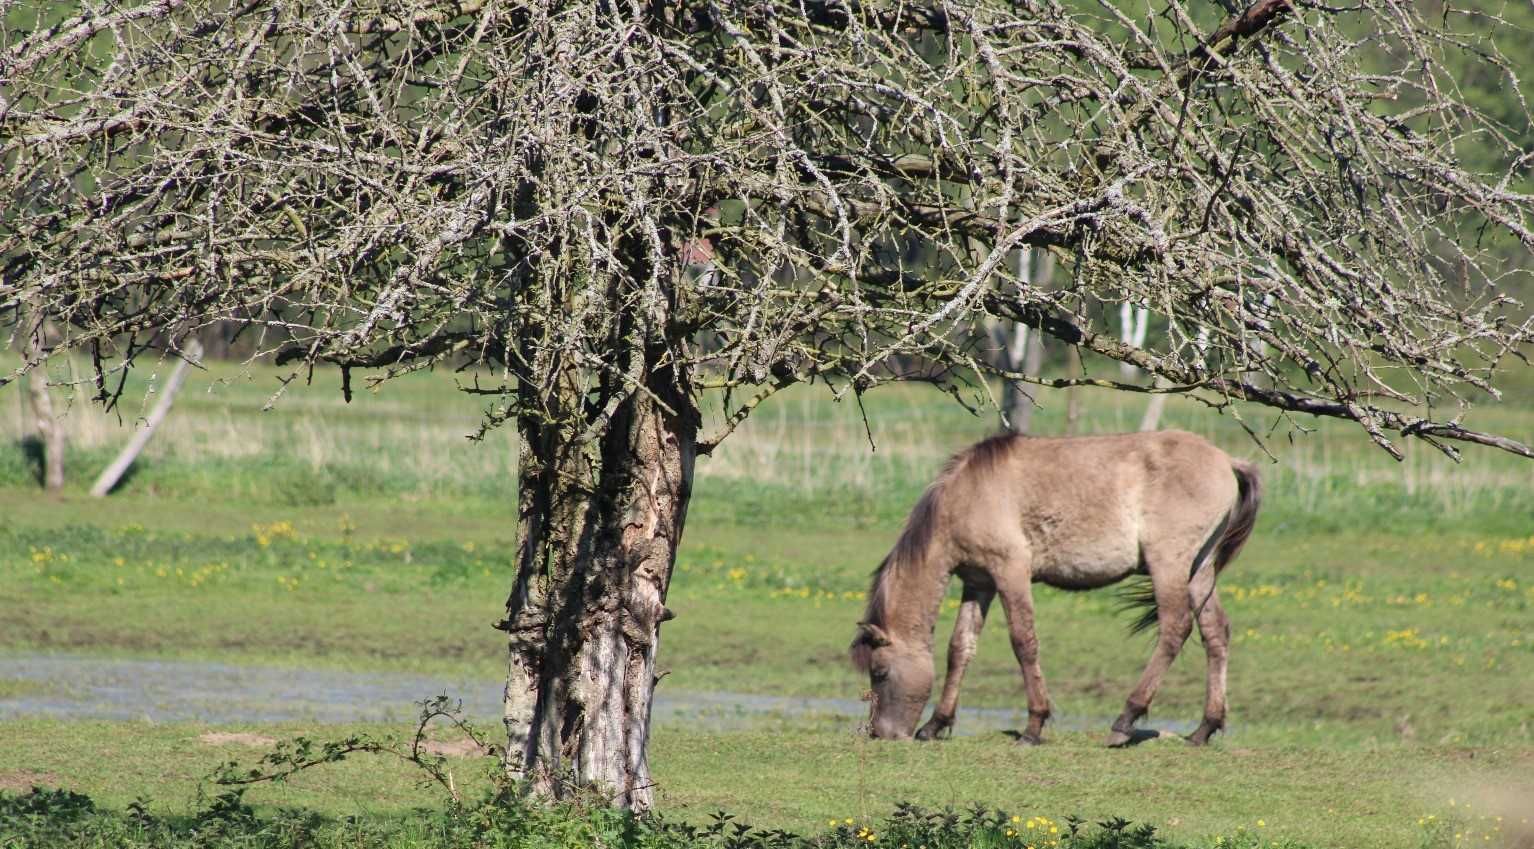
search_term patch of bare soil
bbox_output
[0,770,60,792]
[418,738,491,758]
[198,731,278,748]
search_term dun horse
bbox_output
[849,430,1261,745]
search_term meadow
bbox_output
[1,355,1532,848]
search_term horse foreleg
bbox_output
[1108,572,1194,747]
[915,586,994,741]
[1187,589,1230,745]
[999,580,1051,745]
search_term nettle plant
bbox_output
[5,0,1533,805]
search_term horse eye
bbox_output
[870,667,889,683]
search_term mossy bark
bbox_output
[499,353,696,809]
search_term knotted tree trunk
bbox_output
[498,350,697,809]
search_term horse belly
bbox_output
[1030,535,1141,590]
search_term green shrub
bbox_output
[0,788,1387,849]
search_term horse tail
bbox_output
[1122,457,1262,635]
[1212,459,1262,575]
[850,481,944,671]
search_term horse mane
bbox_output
[851,432,1022,671]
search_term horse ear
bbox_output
[857,622,892,648]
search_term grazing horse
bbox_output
[849,430,1261,746]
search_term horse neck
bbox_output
[881,547,949,654]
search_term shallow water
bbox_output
[0,653,1193,737]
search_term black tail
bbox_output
[1211,460,1262,575]
[1118,578,1161,636]
[1119,459,1263,635]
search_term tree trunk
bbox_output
[24,319,65,492]
[1065,345,1084,435]
[1118,303,1149,381]
[90,341,203,497]
[1139,377,1170,432]
[498,354,697,809]
[1003,328,1046,434]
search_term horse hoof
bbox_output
[1016,733,1044,746]
[915,718,951,741]
[1105,730,1134,748]
[1185,720,1220,746]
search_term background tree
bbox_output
[4,0,1534,808]
[17,308,64,491]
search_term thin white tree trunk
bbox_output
[1065,344,1083,435]
[89,341,203,497]
[1139,378,1171,432]
[1118,303,1149,380]
[997,247,1036,432]
[23,316,65,492]
[27,363,65,492]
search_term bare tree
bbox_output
[5,0,1534,807]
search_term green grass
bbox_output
[2,357,1533,846]
[0,720,1528,848]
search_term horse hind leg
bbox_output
[1107,558,1195,748]
[1187,588,1230,745]
[916,585,994,740]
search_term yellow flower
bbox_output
[1257,819,1265,828]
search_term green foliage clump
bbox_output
[0,788,1340,849]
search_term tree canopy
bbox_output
[5,0,1534,457]
[5,0,1534,805]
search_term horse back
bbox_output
[939,431,1239,587]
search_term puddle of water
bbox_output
[0,653,1194,737]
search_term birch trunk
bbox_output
[27,362,64,492]
[1139,378,1170,432]
[24,319,64,492]
[90,341,202,497]
[1002,328,1045,434]
[499,354,696,809]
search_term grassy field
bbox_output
[2,356,1533,848]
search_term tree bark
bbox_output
[90,341,203,497]
[1065,345,1084,435]
[1002,328,1046,434]
[498,353,697,809]
[996,247,1053,434]
[1139,377,1170,432]
[23,318,64,492]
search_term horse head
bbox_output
[850,621,933,739]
